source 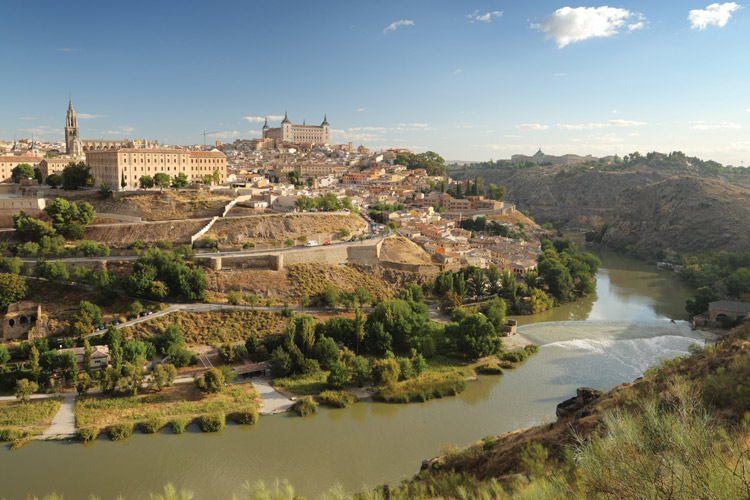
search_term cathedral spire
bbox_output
[321,113,329,126]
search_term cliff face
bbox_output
[599,176,750,255]
[450,167,669,228]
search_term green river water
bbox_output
[0,243,702,499]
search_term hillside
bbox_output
[451,166,670,229]
[393,322,750,499]
[203,212,367,246]
[84,191,233,220]
[598,176,750,255]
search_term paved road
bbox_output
[250,377,294,415]
[40,392,77,439]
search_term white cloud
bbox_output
[20,117,36,120]
[383,19,414,34]
[504,134,522,139]
[208,131,241,139]
[532,6,642,48]
[516,123,549,131]
[104,126,134,135]
[77,113,101,119]
[466,10,503,23]
[690,120,741,130]
[357,108,366,112]
[557,119,647,130]
[242,115,284,123]
[628,21,644,31]
[58,47,78,52]
[688,2,741,29]
[453,68,462,75]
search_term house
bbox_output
[58,345,111,371]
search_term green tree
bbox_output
[0,345,10,367]
[686,286,721,317]
[327,360,351,389]
[171,172,189,188]
[83,339,92,372]
[269,347,292,377]
[59,351,78,383]
[152,364,177,391]
[219,343,236,364]
[13,210,55,240]
[487,266,501,295]
[120,358,146,395]
[445,312,503,359]
[61,161,94,190]
[154,172,171,189]
[76,372,93,395]
[97,182,113,199]
[29,345,41,379]
[372,358,400,386]
[313,336,340,369]
[195,367,225,393]
[11,163,34,182]
[78,300,102,325]
[350,356,371,387]
[487,184,506,201]
[129,301,144,316]
[227,290,241,305]
[45,173,62,187]
[140,175,154,188]
[0,272,28,312]
[14,379,38,402]
[36,260,70,284]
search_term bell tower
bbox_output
[65,97,81,155]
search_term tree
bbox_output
[11,163,34,182]
[227,290,241,305]
[487,184,506,201]
[372,358,400,386]
[350,356,371,387]
[13,210,56,240]
[139,175,154,188]
[97,182,113,199]
[43,198,96,237]
[33,167,43,184]
[171,172,188,188]
[29,345,41,379]
[269,347,292,377]
[61,161,94,190]
[83,339,92,372]
[120,358,146,395]
[445,313,503,359]
[313,336,340,369]
[686,286,721,317]
[78,300,103,325]
[0,272,27,312]
[46,173,62,188]
[152,364,177,391]
[14,379,38,402]
[36,260,70,284]
[160,324,185,355]
[0,345,10,367]
[59,351,78,383]
[219,343,236,364]
[487,267,501,295]
[327,360,351,389]
[123,340,151,363]
[195,367,225,393]
[76,372,93,395]
[129,301,144,316]
[154,173,171,189]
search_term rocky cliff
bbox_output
[599,176,750,255]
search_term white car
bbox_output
[305,240,319,247]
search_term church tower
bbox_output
[65,98,82,156]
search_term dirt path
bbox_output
[39,392,77,440]
[250,377,294,415]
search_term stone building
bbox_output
[262,113,331,144]
[0,155,42,183]
[58,345,110,371]
[1,301,46,341]
[86,148,227,191]
[0,196,46,227]
[65,98,83,157]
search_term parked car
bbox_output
[323,241,331,245]
[139,311,149,317]
[111,320,120,326]
[126,315,136,321]
[305,240,319,247]
[146,311,153,315]
[96,324,105,331]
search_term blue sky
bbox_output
[2,1,749,165]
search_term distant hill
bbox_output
[597,176,750,255]
[449,152,750,232]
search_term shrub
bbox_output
[317,390,357,408]
[372,358,400,386]
[198,412,226,432]
[108,422,134,441]
[227,290,241,305]
[374,373,467,403]
[139,416,164,434]
[292,396,318,417]
[77,426,99,442]
[0,428,23,442]
[500,360,515,369]
[476,363,503,375]
[503,350,529,363]
[195,368,225,393]
[524,344,539,354]
[170,417,191,434]
[219,343,236,364]
[326,360,351,389]
[229,407,259,425]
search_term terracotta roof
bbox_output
[0,156,39,161]
[190,151,226,158]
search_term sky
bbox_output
[1,0,749,165]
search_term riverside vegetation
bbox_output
[34,322,750,499]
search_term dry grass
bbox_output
[75,383,260,430]
[0,398,63,437]
[122,310,283,344]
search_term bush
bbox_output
[139,416,164,434]
[372,358,401,386]
[326,360,351,389]
[227,290,241,305]
[0,428,24,442]
[198,412,226,432]
[524,344,539,354]
[229,407,259,425]
[219,343,236,364]
[195,368,225,393]
[170,417,191,434]
[503,350,529,363]
[317,390,357,408]
[292,396,318,417]
[374,373,467,404]
[476,363,503,375]
[77,426,99,442]
[108,422,134,441]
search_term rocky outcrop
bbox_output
[555,387,602,419]
[599,177,750,255]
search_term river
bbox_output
[0,241,702,500]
